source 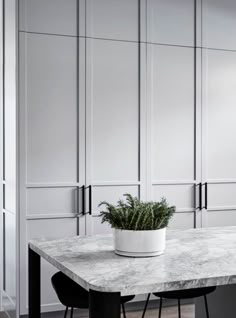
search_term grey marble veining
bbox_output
[29,227,236,296]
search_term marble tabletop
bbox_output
[29,226,236,296]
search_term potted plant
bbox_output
[99,194,175,257]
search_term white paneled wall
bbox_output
[12,0,236,315]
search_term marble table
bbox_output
[28,226,236,318]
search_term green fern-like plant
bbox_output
[99,194,175,231]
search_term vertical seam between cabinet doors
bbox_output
[2,0,5,182]
[16,1,20,315]
[138,0,141,192]
[77,0,80,185]
[200,0,203,227]
[84,0,90,233]
[76,0,80,235]
[194,0,197,182]
[193,0,197,228]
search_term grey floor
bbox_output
[60,304,194,318]
[2,304,194,318]
[127,305,194,318]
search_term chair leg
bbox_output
[122,303,126,318]
[70,307,74,318]
[158,297,163,318]
[64,307,68,318]
[204,295,210,318]
[141,293,151,318]
[178,299,181,318]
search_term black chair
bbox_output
[51,271,135,318]
[142,286,216,318]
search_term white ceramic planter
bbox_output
[114,228,166,257]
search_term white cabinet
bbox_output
[202,49,236,226]
[148,45,195,181]
[147,44,200,229]
[85,39,141,234]
[19,32,86,313]
[20,33,78,184]
[201,0,236,226]
[86,39,139,182]
[206,50,236,180]
[26,219,77,309]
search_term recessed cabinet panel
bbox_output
[149,45,195,181]
[5,184,16,214]
[5,212,16,302]
[86,0,139,41]
[169,212,194,229]
[27,187,77,216]
[27,219,77,308]
[152,185,194,212]
[19,0,80,36]
[20,33,78,183]
[203,0,236,50]
[207,211,236,227]
[88,39,139,182]
[208,184,236,209]
[27,218,77,240]
[207,50,236,179]
[147,0,195,46]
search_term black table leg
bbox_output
[89,289,120,318]
[28,247,41,318]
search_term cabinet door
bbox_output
[202,49,236,226]
[86,0,140,41]
[203,0,236,50]
[19,33,85,314]
[19,0,85,36]
[147,0,195,46]
[23,219,77,313]
[147,44,200,229]
[85,39,141,235]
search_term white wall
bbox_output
[1,0,18,317]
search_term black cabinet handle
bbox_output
[89,185,92,215]
[194,183,202,210]
[82,185,86,215]
[199,182,202,210]
[81,185,92,216]
[204,182,208,210]
[77,185,85,216]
